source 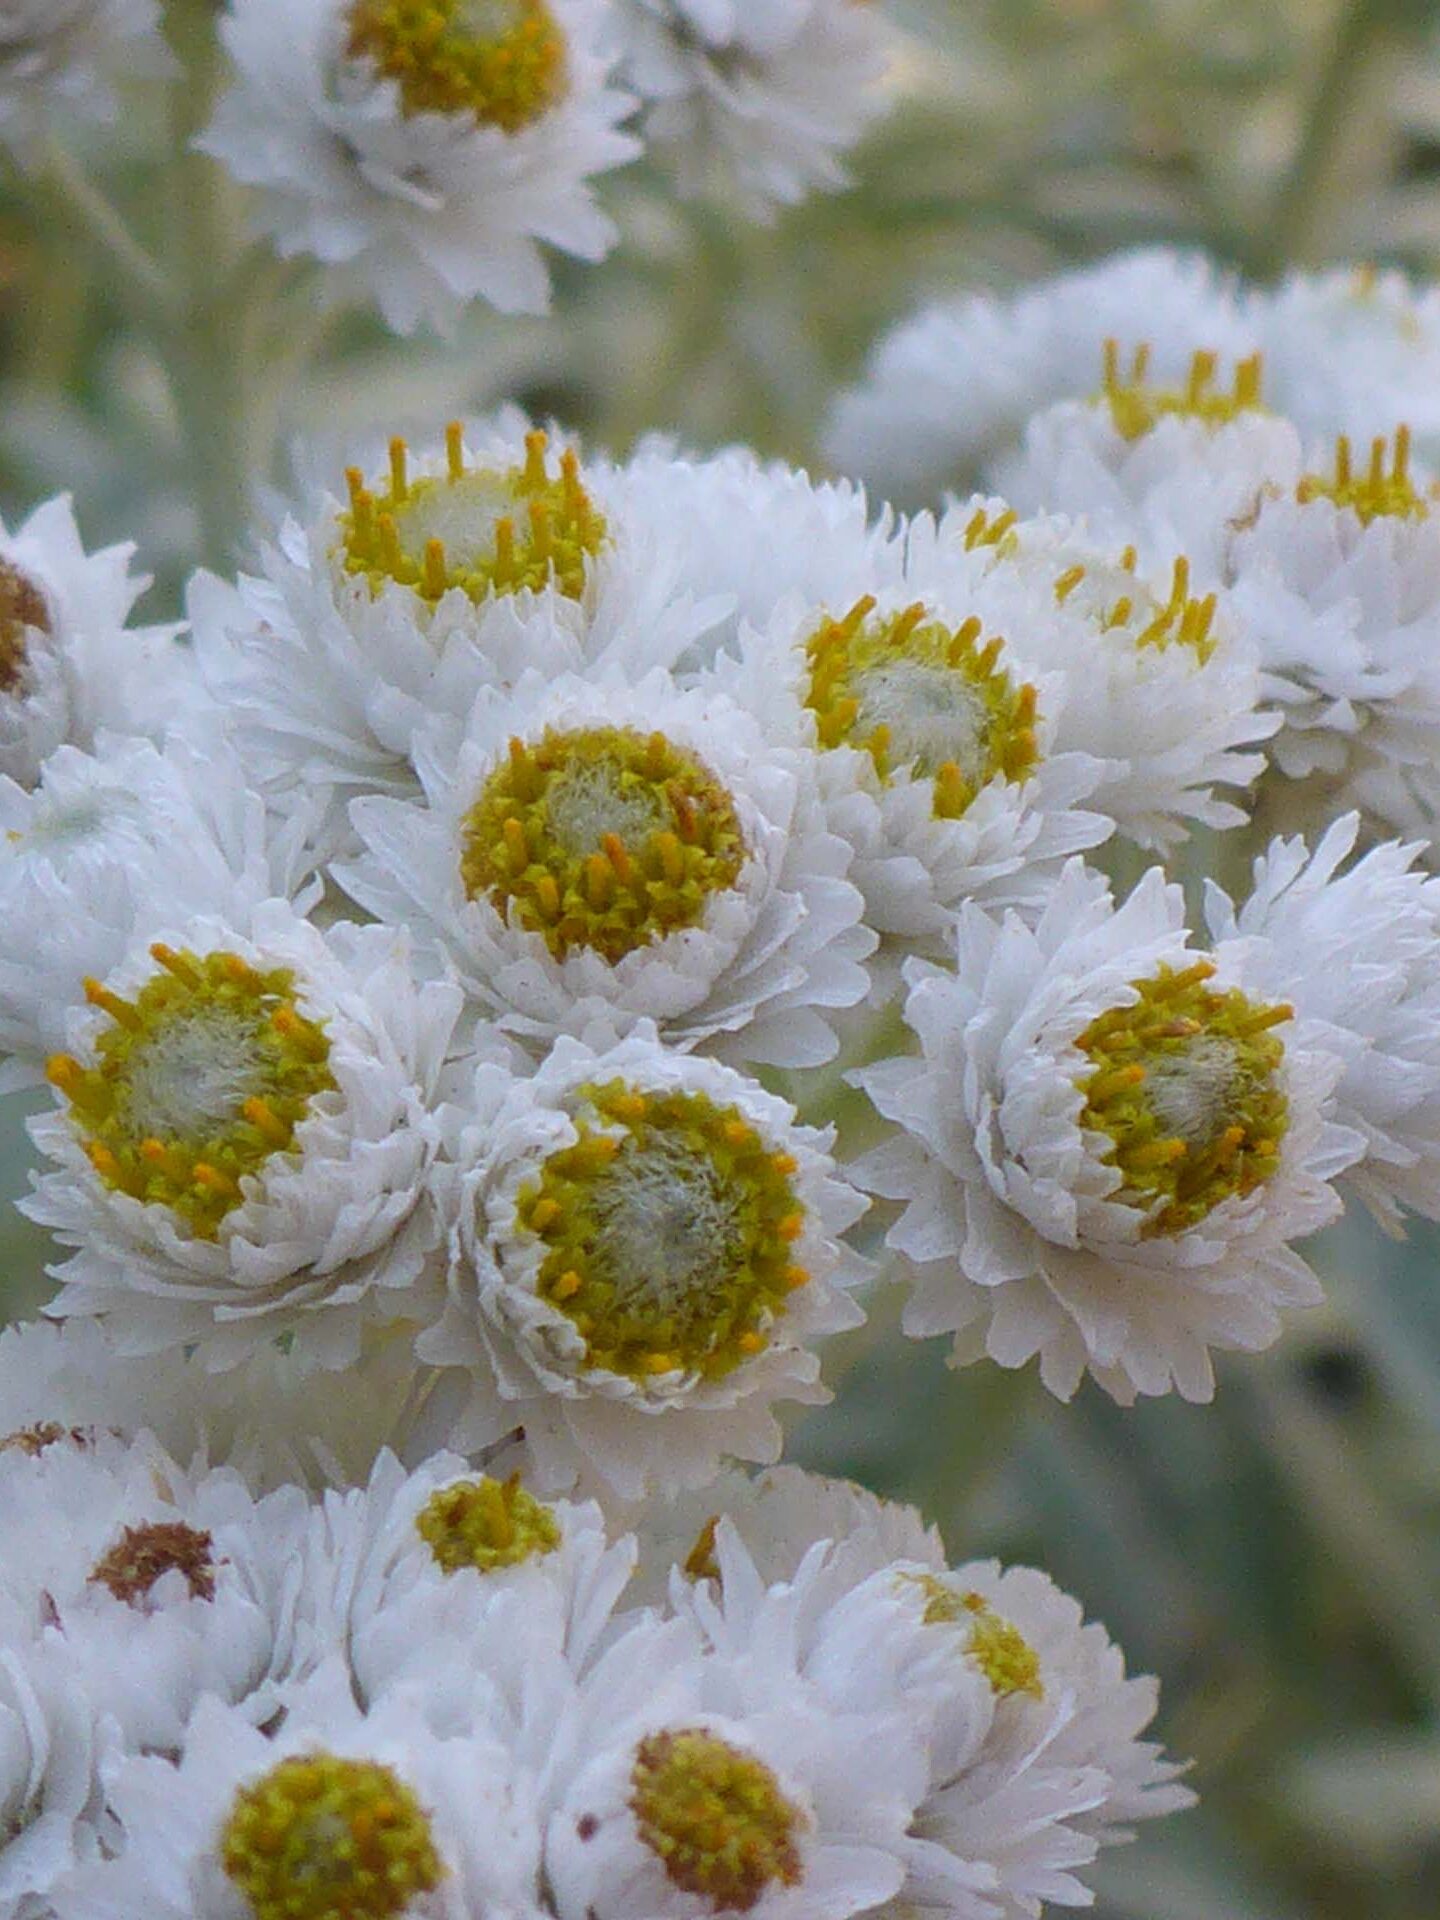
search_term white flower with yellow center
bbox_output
[0,1425,309,1753]
[0,1649,109,1918]
[50,1659,545,1920]
[614,0,892,218]
[0,0,171,157]
[916,501,1277,850]
[855,859,1363,1403]
[419,1027,869,1497]
[25,903,465,1373]
[823,249,1257,505]
[200,0,639,331]
[340,668,875,1068]
[0,494,193,791]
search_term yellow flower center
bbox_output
[89,1520,216,1606]
[905,1576,1044,1700]
[1054,551,1219,663]
[46,944,336,1240]
[221,1754,443,1920]
[1296,427,1432,525]
[804,597,1041,819]
[345,0,566,132]
[630,1728,805,1913]
[0,558,48,696]
[1099,340,1265,442]
[460,724,747,964]
[517,1079,811,1384]
[415,1473,561,1573]
[1075,959,1291,1238]
[339,426,607,607]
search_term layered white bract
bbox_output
[419,1027,869,1497]
[26,903,465,1372]
[1206,815,1440,1236]
[0,1649,107,1920]
[855,861,1361,1403]
[614,0,892,217]
[200,0,640,332]
[0,0,169,156]
[0,734,320,1093]
[823,250,1256,504]
[0,494,193,790]
[340,668,876,1068]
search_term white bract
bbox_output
[0,0,170,156]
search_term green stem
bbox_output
[40,140,174,318]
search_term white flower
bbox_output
[200,0,640,331]
[0,0,170,157]
[419,1025,869,1498]
[614,0,892,218]
[823,249,1257,505]
[0,493,192,790]
[1206,814,1440,1236]
[340,666,875,1068]
[0,1650,109,1920]
[855,860,1362,1403]
[0,1426,308,1751]
[0,733,320,1094]
[51,1660,547,1920]
[25,902,465,1372]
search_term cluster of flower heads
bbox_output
[2,0,894,331]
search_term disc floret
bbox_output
[517,1079,811,1383]
[803,597,1041,820]
[906,1575,1044,1700]
[630,1728,804,1912]
[89,1520,216,1606]
[1296,426,1432,525]
[46,944,336,1240]
[338,426,606,607]
[346,0,567,133]
[221,1753,443,1920]
[460,725,747,963]
[1075,960,1291,1238]
[415,1473,561,1573]
[1055,551,1219,663]
[1098,340,1265,442]
[0,557,49,695]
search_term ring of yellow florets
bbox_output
[1053,550,1219,664]
[0,557,48,696]
[516,1079,812,1384]
[46,945,336,1240]
[1075,959,1291,1238]
[339,426,606,607]
[415,1473,561,1574]
[630,1728,805,1913]
[903,1575,1044,1700]
[1098,340,1265,442]
[1296,426,1433,525]
[804,597,1041,820]
[89,1520,216,1606]
[222,1753,443,1920]
[460,724,748,964]
[346,0,566,132]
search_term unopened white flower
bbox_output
[0,0,170,156]
[26,903,465,1372]
[0,1426,308,1751]
[0,493,192,790]
[201,0,639,331]
[0,1650,109,1919]
[0,734,320,1094]
[420,1026,869,1498]
[1206,814,1440,1236]
[856,860,1362,1403]
[615,0,892,218]
[340,667,875,1068]
[824,250,1256,504]
[50,1660,545,1920]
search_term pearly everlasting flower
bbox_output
[855,859,1362,1403]
[0,0,170,157]
[200,0,640,331]
[26,902,465,1372]
[0,493,192,791]
[340,666,875,1068]
[1206,814,1440,1236]
[0,733,320,1094]
[420,1025,869,1498]
[614,0,892,218]
[824,249,1256,504]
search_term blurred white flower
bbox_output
[0,0,171,157]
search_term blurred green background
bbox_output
[5,2,1440,1915]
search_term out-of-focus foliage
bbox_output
[4,3,1440,1916]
